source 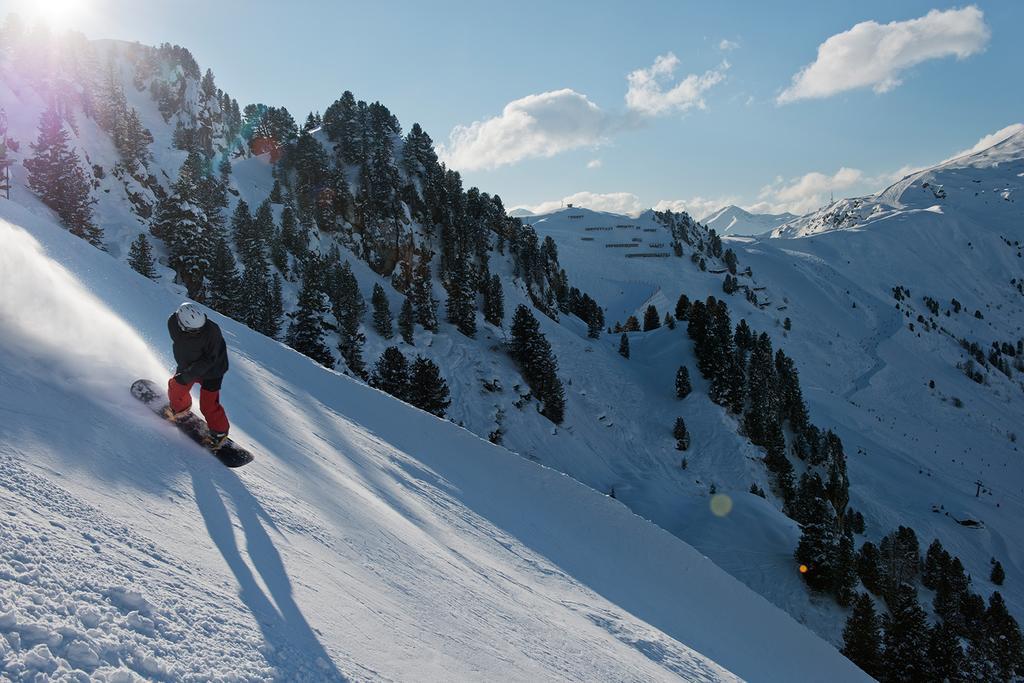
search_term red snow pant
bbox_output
[168,375,230,434]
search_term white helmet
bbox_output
[175,302,207,331]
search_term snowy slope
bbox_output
[0,203,869,680]
[700,206,796,237]
[524,132,1024,647]
[772,131,1023,240]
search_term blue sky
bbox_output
[5,0,1022,217]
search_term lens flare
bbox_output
[11,0,92,30]
[710,493,733,517]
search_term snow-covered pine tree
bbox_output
[618,333,630,359]
[509,305,565,424]
[333,260,367,378]
[878,526,921,603]
[483,273,504,327]
[264,273,284,339]
[408,355,451,417]
[675,293,690,321]
[231,200,259,266]
[445,257,477,338]
[372,283,394,339]
[411,253,438,331]
[398,296,415,345]
[675,366,691,399]
[925,621,965,682]
[841,593,882,679]
[880,585,929,682]
[991,559,1005,586]
[370,346,410,401]
[239,256,271,333]
[24,107,103,247]
[643,304,660,331]
[673,417,690,451]
[152,151,213,297]
[128,233,157,280]
[206,236,242,317]
[286,266,334,368]
[857,541,884,596]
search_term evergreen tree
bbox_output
[333,260,367,378]
[933,556,971,632]
[675,366,692,399]
[991,560,1005,586]
[643,304,661,331]
[623,315,640,332]
[371,283,394,339]
[408,355,451,417]
[509,305,565,423]
[128,233,157,279]
[206,236,243,317]
[841,593,882,679]
[24,107,103,246]
[794,474,840,593]
[411,253,439,331]
[926,621,965,683]
[398,296,415,345]
[230,199,256,262]
[370,346,410,401]
[673,417,690,451]
[619,333,630,359]
[922,539,951,590]
[286,270,334,368]
[664,312,675,329]
[857,541,884,595]
[880,585,930,683]
[445,258,477,337]
[675,293,690,321]
[265,273,284,338]
[239,257,272,333]
[981,591,1024,680]
[152,151,213,297]
[879,526,921,602]
[744,333,780,447]
[483,273,504,327]
[833,532,859,607]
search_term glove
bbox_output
[173,372,191,386]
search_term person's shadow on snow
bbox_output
[188,461,346,682]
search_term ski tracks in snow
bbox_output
[0,454,342,682]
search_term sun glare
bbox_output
[9,0,92,31]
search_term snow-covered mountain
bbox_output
[0,192,871,680]
[700,205,796,236]
[3,27,1023,680]
[772,132,1023,239]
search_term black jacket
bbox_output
[167,314,229,382]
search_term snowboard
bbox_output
[131,379,254,468]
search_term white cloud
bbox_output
[516,191,644,216]
[626,52,729,116]
[777,6,989,104]
[653,196,740,221]
[587,159,603,169]
[437,89,612,171]
[718,39,740,51]
[752,167,865,215]
[944,122,1024,162]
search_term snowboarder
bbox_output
[166,302,230,448]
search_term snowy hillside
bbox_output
[701,205,796,237]
[772,131,1024,240]
[4,26,1024,680]
[0,202,870,681]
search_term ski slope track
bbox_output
[0,204,867,680]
